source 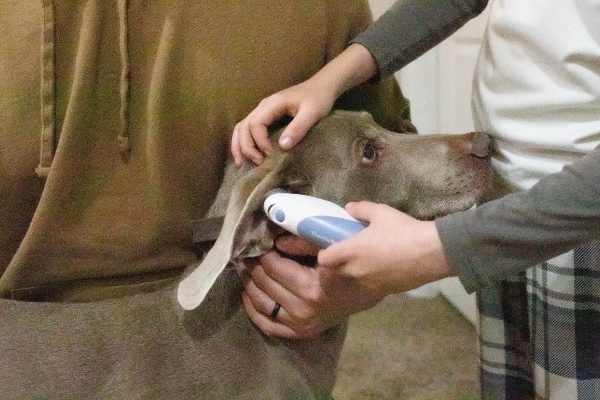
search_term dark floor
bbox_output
[333,293,479,400]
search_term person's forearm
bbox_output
[437,146,600,292]
[352,0,489,78]
[308,43,377,100]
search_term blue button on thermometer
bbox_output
[263,189,366,248]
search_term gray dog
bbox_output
[179,110,495,311]
[0,110,495,399]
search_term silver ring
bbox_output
[270,302,281,320]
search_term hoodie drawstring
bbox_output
[37,0,131,178]
[36,0,56,179]
[116,0,131,157]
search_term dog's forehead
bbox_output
[314,111,390,140]
[295,112,426,167]
[328,110,377,129]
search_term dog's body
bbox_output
[0,111,495,398]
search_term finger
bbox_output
[247,118,274,158]
[238,119,267,165]
[231,124,242,166]
[243,278,287,321]
[249,254,305,302]
[317,238,355,269]
[278,107,321,150]
[231,122,259,166]
[241,291,302,339]
[256,251,317,298]
[243,98,295,160]
[244,262,325,337]
[316,217,374,269]
[275,234,320,257]
[242,272,296,328]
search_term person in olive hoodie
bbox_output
[0,1,410,397]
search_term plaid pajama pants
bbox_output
[478,240,600,400]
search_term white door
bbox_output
[368,1,490,324]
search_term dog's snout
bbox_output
[469,132,491,158]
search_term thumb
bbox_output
[317,240,350,269]
[317,202,377,268]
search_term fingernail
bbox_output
[279,136,293,150]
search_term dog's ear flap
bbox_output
[177,153,291,310]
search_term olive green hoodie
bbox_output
[0,0,409,301]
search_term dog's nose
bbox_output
[469,132,491,158]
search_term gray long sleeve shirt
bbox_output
[352,0,600,292]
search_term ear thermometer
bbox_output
[263,189,366,248]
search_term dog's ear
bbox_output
[397,118,418,134]
[177,152,291,310]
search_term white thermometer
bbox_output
[263,189,366,248]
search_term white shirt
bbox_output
[473,0,600,190]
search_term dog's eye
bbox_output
[362,144,378,163]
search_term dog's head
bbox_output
[178,110,496,310]
[282,110,494,219]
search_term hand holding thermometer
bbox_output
[263,189,366,248]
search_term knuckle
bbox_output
[303,286,324,306]
[246,120,263,135]
[267,92,284,103]
[287,304,314,324]
[296,324,324,339]
[235,120,248,134]
[258,96,272,106]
